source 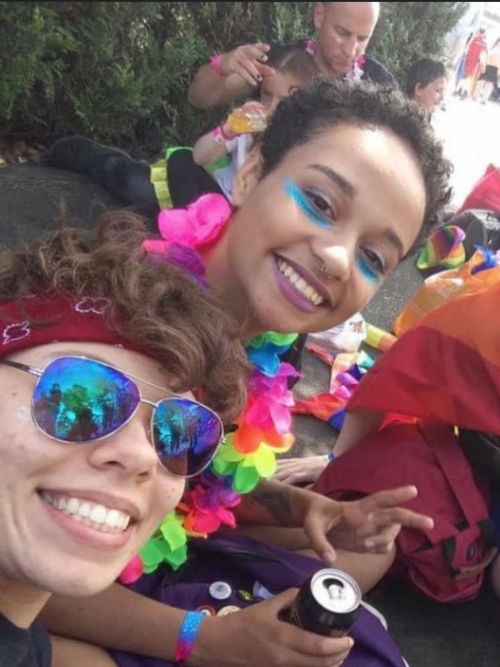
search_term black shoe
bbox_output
[48,136,158,214]
[48,137,131,175]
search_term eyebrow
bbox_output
[308,164,357,199]
[307,165,405,259]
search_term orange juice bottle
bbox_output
[227,107,268,134]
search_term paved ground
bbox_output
[1,95,500,665]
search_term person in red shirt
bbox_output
[456,26,488,99]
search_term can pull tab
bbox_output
[324,578,345,601]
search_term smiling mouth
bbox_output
[40,491,133,535]
[277,258,326,307]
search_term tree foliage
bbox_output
[0,2,468,153]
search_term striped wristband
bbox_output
[175,611,204,666]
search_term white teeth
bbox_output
[105,509,120,529]
[278,259,325,306]
[66,498,79,515]
[78,502,91,518]
[40,492,132,535]
[89,504,107,524]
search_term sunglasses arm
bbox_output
[0,359,42,377]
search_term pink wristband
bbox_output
[210,54,225,77]
[211,126,225,145]
[212,125,235,146]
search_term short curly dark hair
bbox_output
[261,78,452,253]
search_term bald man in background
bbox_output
[188,2,396,109]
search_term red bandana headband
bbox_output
[0,293,143,359]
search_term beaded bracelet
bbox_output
[327,452,335,462]
[210,54,225,77]
[175,611,204,666]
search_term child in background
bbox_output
[406,58,447,113]
[192,45,317,203]
[48,46,316,214]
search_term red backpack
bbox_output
[314,422,498,603]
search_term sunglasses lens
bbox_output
[153,398,223,477]
[33,357,140,442]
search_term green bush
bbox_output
[0,2,467,154]
[369,2,469,82]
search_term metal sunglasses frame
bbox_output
[1,355,225,479]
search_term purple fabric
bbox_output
[111,533,405,667]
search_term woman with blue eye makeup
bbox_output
[195,78,451,338]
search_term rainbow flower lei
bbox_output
[120,194,299,583]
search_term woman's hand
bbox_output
[328,486,434,554]
[275,455,329,486]
[193,589,353,667]
[297,485,433,564]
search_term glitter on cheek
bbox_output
[7,400,31,423]
[16,405,31,423]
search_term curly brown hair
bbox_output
[0,210,248,423]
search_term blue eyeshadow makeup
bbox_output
[283,178,331,230]
[357,257,381,284]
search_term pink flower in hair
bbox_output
[157,194,232,248]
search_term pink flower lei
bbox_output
[121,195,300,582]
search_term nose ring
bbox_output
[320,262,334,279]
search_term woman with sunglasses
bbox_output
[40,80,446,667]
[0,210,248,667]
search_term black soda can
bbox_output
[287,569,361,637]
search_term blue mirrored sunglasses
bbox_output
[1,356,224,479]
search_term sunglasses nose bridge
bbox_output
[131,397,157,443]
